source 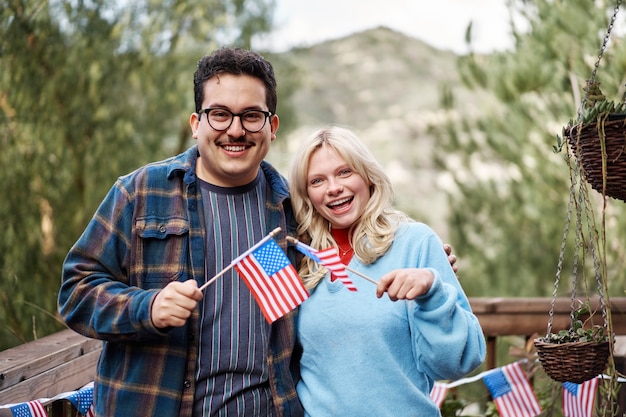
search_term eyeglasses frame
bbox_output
[198,108,273,133]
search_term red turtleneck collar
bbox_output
[331,227,354,264]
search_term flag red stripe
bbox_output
[236,259,284,322]
[315,247,358,291]
[563,378,599,417]
[235,245,308,323]
[28,400,47,417]
[273,268,307,308]
[244,257,288,320]
[253,262,294,311]
[430,383,448,408]
[493,362,541,417]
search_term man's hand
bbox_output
[151,279,203,328]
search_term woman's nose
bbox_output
[326,181,343,195]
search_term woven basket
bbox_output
[565,114,626,202]
[534,338,610,383]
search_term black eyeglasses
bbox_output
[198,108,272,133]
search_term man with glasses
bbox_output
[58,47,303,417]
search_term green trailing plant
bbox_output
[541,300,610,344]
[579,99,626,125]
[554,80,626,153]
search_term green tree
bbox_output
[433,0,626,298]
[0,0,279,349]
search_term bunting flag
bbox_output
[562,378,599,417]
[66,382,94,417]
[2,361,623,415]
[8,401,46,417]
[292,240,357,291]
[235,238,309,323]
[483,361,542,417]
[430,382,449,408]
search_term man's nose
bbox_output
[227,115,246,137]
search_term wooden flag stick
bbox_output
[199,227,282,291]
[287,236,377,285]
[345,266,377,285]
[199,266,233,292]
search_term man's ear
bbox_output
[190,112,200,139]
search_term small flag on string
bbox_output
[291,239,357,291]
[483,362,542,417]
[235,238,309,323]
[562,378,599,417]
[65,382,94,417]
[8,401,47,417]
[430,382,448,408]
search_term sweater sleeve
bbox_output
[405,227,486,381]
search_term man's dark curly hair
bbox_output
[193,47,278,114]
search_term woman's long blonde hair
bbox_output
[289,126,410,289]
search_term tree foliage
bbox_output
[434,0,626,298]
[0,0,280,349]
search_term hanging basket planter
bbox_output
[534,339,610,383]
[534,301,612,384]
[564,113,626,202]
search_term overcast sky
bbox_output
[254,0,515,54]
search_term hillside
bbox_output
[268,26,495,237]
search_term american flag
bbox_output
[293,240,357,291]
[430,382,448,408]
[66,382,94,417]
[8,401,47,417]
[562,378,599,417]
[483,362,542,417]
[235,238,309,323]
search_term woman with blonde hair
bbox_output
[289,126,485,416]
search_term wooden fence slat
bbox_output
[470,297,626,336]
[0,349,100,404]
[0,329,100,391]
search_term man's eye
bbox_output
[243,112,263,121]
[210,110,229,119]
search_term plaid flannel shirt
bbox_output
[58,145,303,417]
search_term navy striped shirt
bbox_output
[194,172,274,417]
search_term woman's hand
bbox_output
[444,243,458,273]
[376,268,435,301]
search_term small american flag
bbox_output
[8,401,47,417]
[483,362,542,417]
[562,378,599,417]
[66,382,94,416]
[235,238,309,323]
[430,382,448,408]
[293,240,357,291]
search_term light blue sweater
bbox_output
[296,222,486,416]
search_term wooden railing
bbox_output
[2,297,626,413]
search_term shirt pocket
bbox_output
[134,216,190,287]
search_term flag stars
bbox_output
[255,242,291,276]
